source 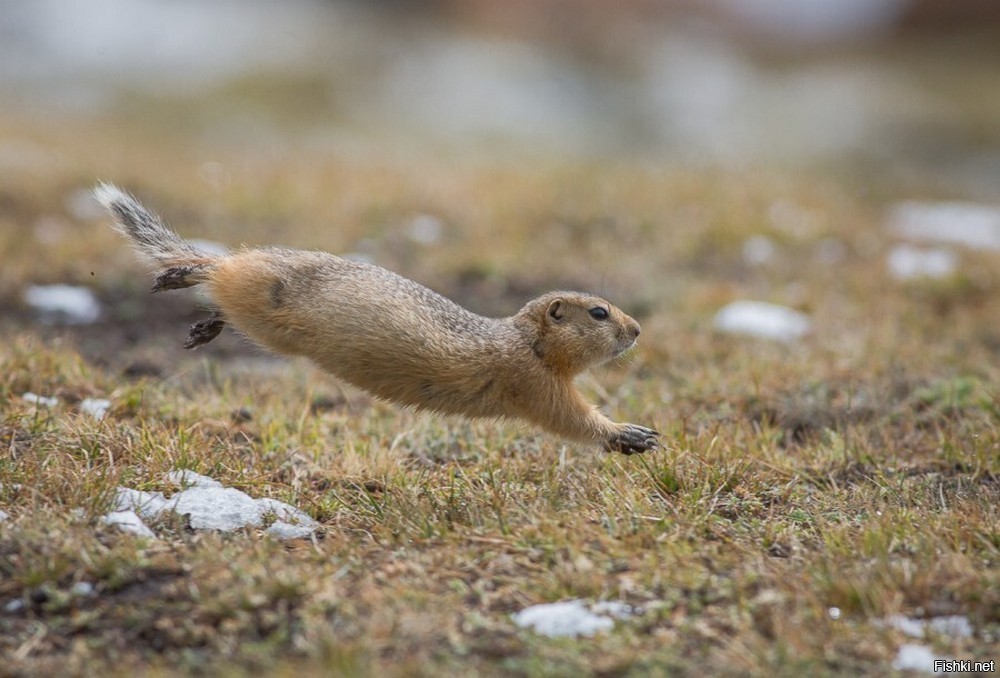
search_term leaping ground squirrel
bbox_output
[95,184,659,454]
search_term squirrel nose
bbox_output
[630,323,641,339]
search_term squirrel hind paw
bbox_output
[184,312,226,349]
[152,265,207,292]
[605,423,660,455]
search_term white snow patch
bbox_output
[884,615,926,638]
[888,201,1000,251]
[881,615,973,639]
[103,509,156,538]
[589,600,636,619]
[0,509,9,522]
[892,643,946,674]
[80,398,111,420]
[742,235,777,266]
[887,245,957,281]
[24,284,101,324]
[4,599,25,613]
[512,599,634,638]
[927,616,973,638]
[713,300,811,342]
[22,392,58,408]
[108,471,317,539]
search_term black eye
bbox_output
[589,306,609,321]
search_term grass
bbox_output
[1,108,999,676]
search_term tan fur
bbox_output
[96,184,658,454]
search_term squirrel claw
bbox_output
[606,423,660,455]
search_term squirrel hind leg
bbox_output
[152,264,210,292]
[184,311,226,349]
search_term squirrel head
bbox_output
[517,292,641,375]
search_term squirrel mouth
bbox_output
[614,339,637,357]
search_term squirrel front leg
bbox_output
[535,385,659,455]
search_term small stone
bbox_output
[4,599,25,613]
[22,392,58,408]
[713,300,811,342]
[80,398,111,420]
[24,284,101,324]
[887,244,956,281]
[512,600,619,638]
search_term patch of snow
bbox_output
[24,284,101,324]
[589,600,636,619]
[512,599,632,638]
[884,615,927,638]
[742,236,777,266]
[4,599,25,613]
[22,392,58,408]
[0,509,9,522]
[713,300,811,342]
[103,509,155,538]
[828,606,842,620]
[888,201,1000,252]
[887,245,957,281]
[892,643,946,674]
[881,615,973,640]
[167,469,224,489]
[80,398,111,420]
[927,616,973,639]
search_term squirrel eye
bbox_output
[589,306,609,321]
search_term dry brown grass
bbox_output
[1,109,998,676]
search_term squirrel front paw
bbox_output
[605,423,659,455]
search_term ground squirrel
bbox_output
[94,183,659,454]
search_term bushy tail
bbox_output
[94,183,217,292]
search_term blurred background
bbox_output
[2,0,999,178]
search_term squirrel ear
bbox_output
[546,299,564,322]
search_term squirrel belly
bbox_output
[95,183,659,455]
